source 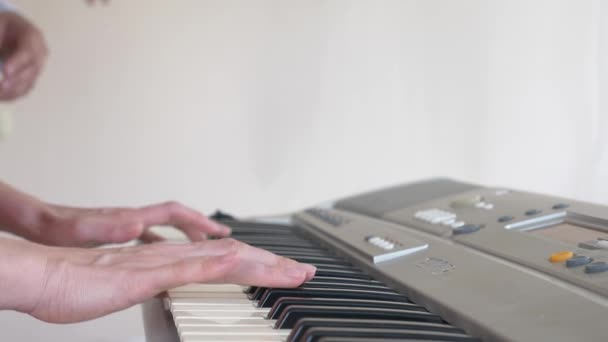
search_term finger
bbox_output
[0,64,38,100]
[170,239,316,278]
[138,202,231,240]
[138,253,239,298]
[221,258,314,288]
[124,238,314,277]
[4,28,46,78]
[210,238,305,266]
[3,43,33,78]
[162,238,282,265]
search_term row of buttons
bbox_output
[367,236,396,250]
[474,201,494,210]
[549,250,608,274]
[449,195,494,210]
[306,208,350,227]
[497,203,570,223]
[414,208,482,235]
[415,209,465,227]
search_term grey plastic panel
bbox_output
[381,187,608,297]
[295,209,608,342]
[335,178,480,217]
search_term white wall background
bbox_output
[0,0,606,341]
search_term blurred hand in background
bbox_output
[0,11,47,101]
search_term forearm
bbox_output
[0,237,47,313]
[0,180,51,241]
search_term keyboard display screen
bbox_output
[528,222,608,245]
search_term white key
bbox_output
[168,284,287,342]
[170,284,247,293]
[169,291,249,299]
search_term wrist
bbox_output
[0,238,49,313]
[0,182,56,242]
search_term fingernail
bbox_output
[302,263,316,274]
[221,224,232,235]
[303,264,316,279]
[286,267,306,278]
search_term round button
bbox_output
[585,261,608,274]
[552,203,569,210]
[549,251,574,263]
[566,255,593,268]
[525,209,542,216]
[453,224,482,235]
[498,215,514,223]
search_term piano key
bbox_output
[168,284,287,342]
[233,239,318,248]
[257,287,409,308]
[273,255,353,265]
[268,298,426,319]
[249,276,398,301]
[275,305,443,329]
[258,248,334,257]
[170,284,246,293]
[248,273,384,300]
[288,318,467,341]
[246,244,330,253]
[249,281,396,301]
[180,328,289,342]
[245,276,385,297]
[300,327,481,342]
[227,222,297,232]
[170,293,252,300]
[165,220,479,342]
[312,268,373,280]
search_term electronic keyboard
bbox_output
[142,178,608,342]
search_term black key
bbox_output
[261,248,333,257]
[243,244,320,251]
[286,281,394,292]
[303,276,383,285]
[245,286,258,295]
[313,268,372,280]
[288,318,467,342]
[269,298,427,319]
[226,222,297,231]
[301,327,480,342]
[248,286,267,300]
[246,276,384,297]
[276,306,443,329]
[235,235,310,243]
[275,255,352,266]
[229,228,295,235]
[257,287,409,308]
[250,281,395,301]
[305,264,363,272]
[236,238,317,248]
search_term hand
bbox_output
[0,12,48,101]
[0,237,316,323]
[37,201,232,247]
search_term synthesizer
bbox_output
[142,178,608,342]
